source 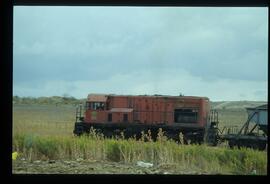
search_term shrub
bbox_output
[12,133,267,175]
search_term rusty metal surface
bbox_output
[110,108,133,112]
[84,93,209,128]
[87,94,108,102]
[87,93,209,100]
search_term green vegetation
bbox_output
[12,102,267,175]
[217,109,247,128]
[13,132,267,175]
[13,104,75,136]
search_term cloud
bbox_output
[14,69,267,101]
[13,7,268,100]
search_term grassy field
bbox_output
[12,103,267,175]
[13,104,75,136]
[13,103,250,136]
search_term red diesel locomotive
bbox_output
[74,94,218,144]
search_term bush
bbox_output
[12,133,267,175]
[106,140,121,162]
[34,137,59,159]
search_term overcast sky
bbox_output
[13,6,268,101]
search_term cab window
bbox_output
[86,102,105,110]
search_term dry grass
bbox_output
[13,104,75,136]
[217,109,247,128]
[13,132,267,175]
[12,104,267,175]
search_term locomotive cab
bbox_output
[83,94,108,123]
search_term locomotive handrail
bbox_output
[75,104,83,122]
[209,109,219,124]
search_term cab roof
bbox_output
[87,94,108,102]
